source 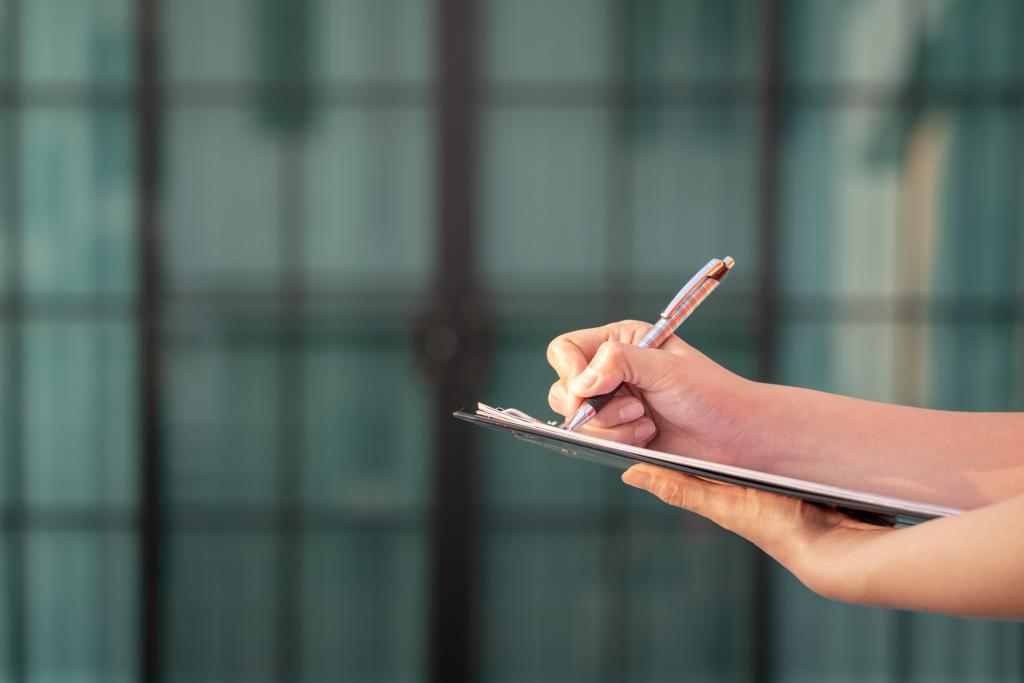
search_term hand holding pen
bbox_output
[565,257,734,431]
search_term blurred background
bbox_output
[1,0,1023,681]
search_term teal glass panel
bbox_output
[24,321,136,507]
[304,107,433,290]
[628,104,760,295]
[22,108,135,295]
[481,335,607,513]
[928,321,1020,411]
[778,321,906,402]
[163,107,281,292]
[924,0,1024,85]
[783,0,911,85]
[0,2,9,82]
[675,318,760,381]
[773,566,898,683]
[0,329,6,506]
[485,0,612,85]
[21,0,133,84]
[778,321,832,393]
[164,531,278,683]
[0,539,7,683]
[165,328,280,505]
[302,339,428,510]
[628,0,762,83]
[924,104,1021,298]
[0,108,7,292]
[622,473,670,517]
[906,613,1024,683]
[26,532,137,683]
[482,107,610,292]
[780,107,907,299]
[315,0,434,84]
[161,0,262,84]
[626,527,753,683]
[165,0,343,87]
[778,320,996,416]
[302,530,427,683]
[480,531,608,683]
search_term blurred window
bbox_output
[2,0,1024,681]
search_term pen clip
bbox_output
[660,259,719,319]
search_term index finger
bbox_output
[546,323,634,380]
[546,320,684,379]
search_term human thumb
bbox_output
[568,341,676,396]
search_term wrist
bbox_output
[710,377,774,468]
[726,380,804,470]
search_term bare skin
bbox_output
[546,320,1024,618]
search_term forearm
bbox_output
[808,493,1024,618]
[747,382,1024,509]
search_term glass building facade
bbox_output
[0,0,1023,681]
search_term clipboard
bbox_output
[455,403,963,526]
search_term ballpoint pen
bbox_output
[566,256,735,432]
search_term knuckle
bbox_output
[607,319,646,336]
[683,484,705,512]
[620,320,651,344]
[545,336,566,368]
[657,479,680,506]
[741,487,766,519]
[594,340,625,366]
[623,319,648,333]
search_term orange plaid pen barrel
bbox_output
[566,256,735,432]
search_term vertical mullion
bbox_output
[268,2,311,678]
[136,0,163,680]
[275,102,307,683]
[425,1,485,682]
[753,0,781,681]
[2,0,25,680]
[601,1,633,680]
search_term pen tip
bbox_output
[566,404,597,432]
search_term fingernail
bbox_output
[570,367,598,394]
[622,468,651,488]
[619,401,644,422]
[634,420,657,442]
